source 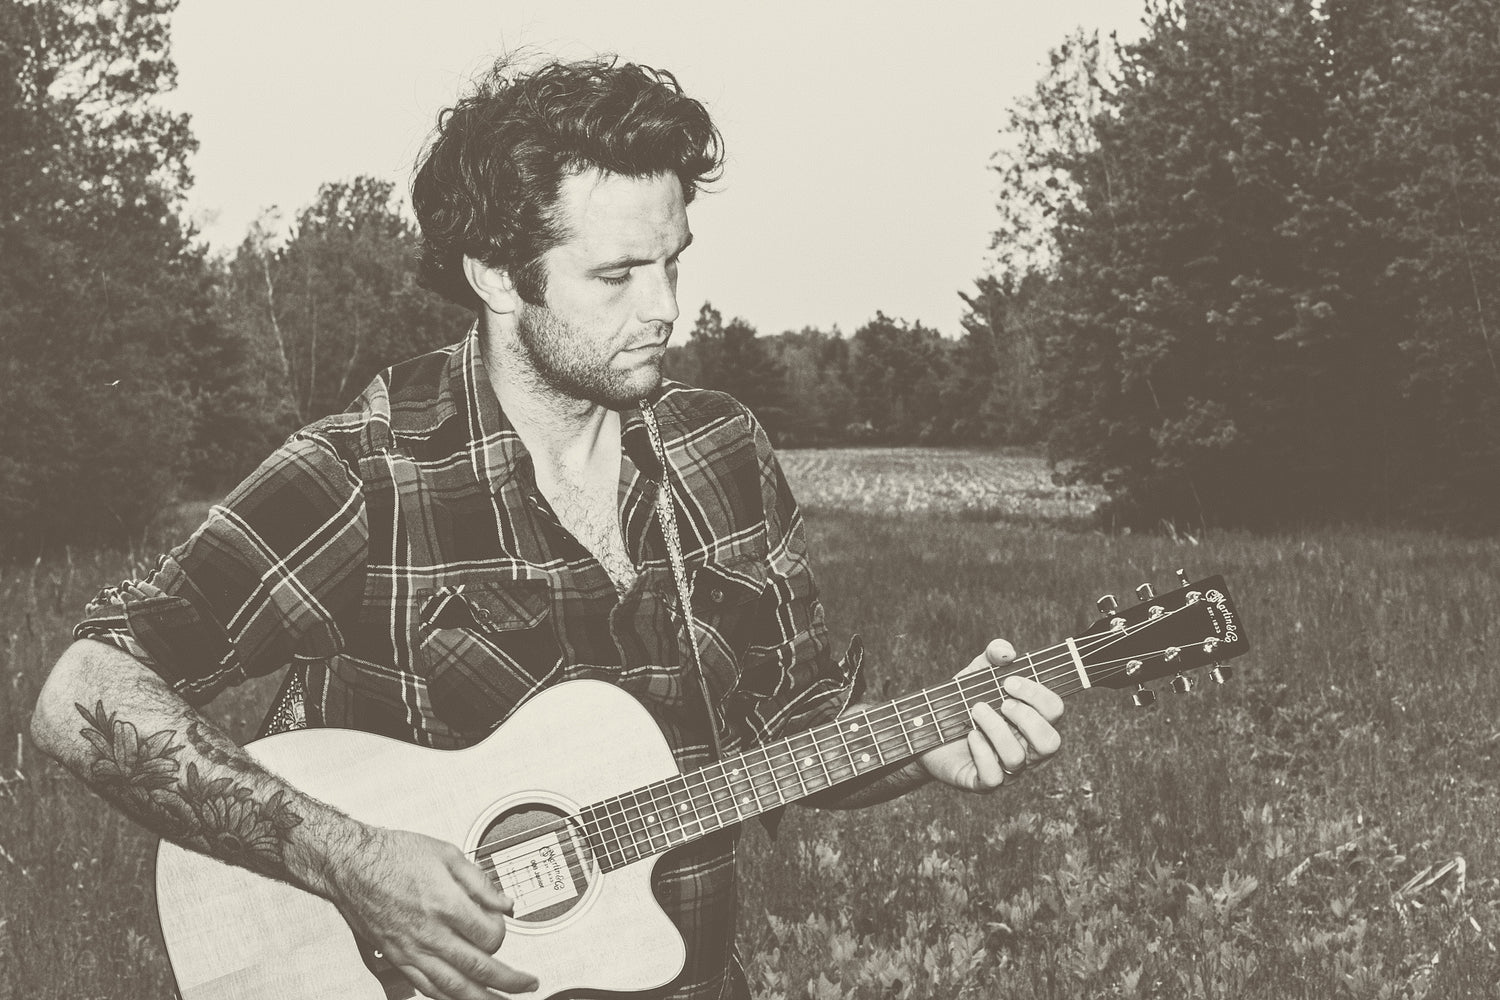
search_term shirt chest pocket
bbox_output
[684,555,769,664]
[417,578,562,735]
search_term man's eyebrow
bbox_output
[590,232,694,272]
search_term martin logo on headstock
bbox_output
[1072,569,1249,707]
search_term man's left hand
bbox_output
[920,639,1064,792]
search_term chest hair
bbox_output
[542,472,638,593]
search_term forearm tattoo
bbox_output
[74,701,303,877]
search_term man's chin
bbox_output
[615,360,664,401]
[578,367,661,409]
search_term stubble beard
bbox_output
[513,304,669,409]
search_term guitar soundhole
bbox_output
[477,804,597,925]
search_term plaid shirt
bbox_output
[76,327,861,1000]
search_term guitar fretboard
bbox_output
[469,579,1240,880]
[574,647,1089,872]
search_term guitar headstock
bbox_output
[1078,572,1247,705]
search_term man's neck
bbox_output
[481,326,619,477]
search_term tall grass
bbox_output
[3,499,1498,998]
[741,516,1500,999]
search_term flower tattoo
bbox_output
[75,701,303,876]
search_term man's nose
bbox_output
[637,265,679,327]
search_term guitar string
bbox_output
[469,626,1118,870]
[566,602,1217,865]
[484,629,1217,888]
[470,600,1225,872]
[479,626,1209,905]
[480,626,1215,878]
[470,604,1219,874]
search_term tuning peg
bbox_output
[1169,673,1192,694]
[1131,684,1156,708]
[1209,664,1233,685]
[1096,594,1118,616]
[1135,583,1155,602]
[1176,568,1190,588]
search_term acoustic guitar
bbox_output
[155,572,1248,999]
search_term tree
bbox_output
[768,326,853,446]
[992,0,1500,528]
[675,302,791,441]
[219,177,471,432]
[848,313,950,443]
[1372,0,1500,525]
[0,0,213,550]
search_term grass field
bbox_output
[3,450,1498,999]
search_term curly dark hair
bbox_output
[411,55,724,310]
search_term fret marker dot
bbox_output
[860,753,871,764]
[648,814,657,823]
[848,723,860,732]
[742,795,750,805]
[679,804,689,812]
[803,757,814,767]
[913,716,924,726]
[731,768,740,777]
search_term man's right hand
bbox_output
[321,825,539,1000]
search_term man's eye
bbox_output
[599,272,631,286]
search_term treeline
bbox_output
[0,0,1038,554]
[993,0,1500,529]
[5,0,1499,552]
[664,298,1038,448]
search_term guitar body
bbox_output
[156,680,687,1000]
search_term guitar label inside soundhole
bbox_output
[477,805,596,924]
[492,832,578,917]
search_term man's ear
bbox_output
[463,256,519,315]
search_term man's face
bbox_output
[512,168,692,408]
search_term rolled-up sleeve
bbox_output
[74,433,367,705]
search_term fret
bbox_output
[693,768,737,831]
[929,681,974,744]
[753,745,794,807]
[888,694,923,757]
[618,795,649,864]
[703,763,748,823]
[740,750,780,811]
[582,804,627,871]
[838,712,885,775]
[630,788,672,856]
[862,702,908,764]
[914,688,950,753]
[724,758,763,817]
[662,774,703,844]
[782,730,816,796]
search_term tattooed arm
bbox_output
[30,639,538,1000]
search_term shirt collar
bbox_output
[456,325,664,494]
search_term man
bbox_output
[30,56,1063,1000]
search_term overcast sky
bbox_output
[165,1,1145,337]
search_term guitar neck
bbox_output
[576,639,1093,872]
